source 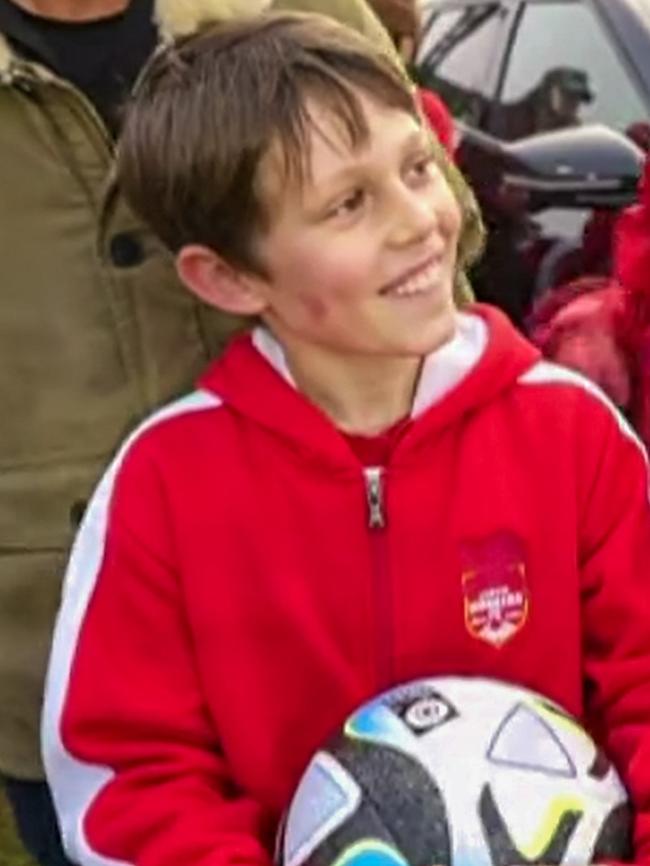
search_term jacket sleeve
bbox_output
[42,434,273,866]
[578,394,650,864]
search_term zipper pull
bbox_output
[364,467,386,530]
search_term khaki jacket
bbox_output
[0,0,394,778]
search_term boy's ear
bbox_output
[176,244,267,315]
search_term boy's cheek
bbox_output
[297,251,377,298]
[297,292,330,323]
[442,195,463,241]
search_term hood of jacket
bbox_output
[198,304,540,469]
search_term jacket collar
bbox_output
[251,313,490,418]
[199,305,540,470]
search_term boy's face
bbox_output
[249,89,462,360]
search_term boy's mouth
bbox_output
[379,253,445,298]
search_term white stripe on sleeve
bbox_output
[42,390,222,866]
[519,360,648,468]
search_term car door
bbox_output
[489,0,648,303]
[417,1,518,135]
[416,1,541,323]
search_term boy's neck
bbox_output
[280,339,424,437]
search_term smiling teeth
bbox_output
[391,260,439,297]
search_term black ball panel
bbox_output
[322,736,452,866]
[591,804,632,862]
[299,794,400,866]
[479,784,581,866]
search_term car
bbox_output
[415,0,650,325]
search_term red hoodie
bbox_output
[43,306,650,866]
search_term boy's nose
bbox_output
[388,188,438,248]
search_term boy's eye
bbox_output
[326,188,365,220]
[405,154,438,184]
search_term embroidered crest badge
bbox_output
[460,532,529,647]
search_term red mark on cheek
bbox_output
[300,293,330,321]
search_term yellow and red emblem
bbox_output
[461,532,530,647]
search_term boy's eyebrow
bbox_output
[304,126,430,198]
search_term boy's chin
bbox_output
[399,311,458,357]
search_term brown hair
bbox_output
[117,11,419,273]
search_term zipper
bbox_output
[364,467,386,529]
[363,467,393,687]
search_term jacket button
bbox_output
[109,232,144,268]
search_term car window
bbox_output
[416,4,505,127]
[495,0,647,142]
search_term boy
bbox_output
[42,12,650,866]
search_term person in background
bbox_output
[534,67,593,134]
[0,2,397,864]
[528,276,631,408]
[529,153,650,449]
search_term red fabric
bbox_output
[47,306,650,866]
[529,278,631,409]
[614,156,650,450]
[615,157,650,298]
[627,121,650,153]
[343,417,411,465]
[529,154,650,448]
[418,87,456,156]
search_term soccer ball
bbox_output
[280,677,630,866]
